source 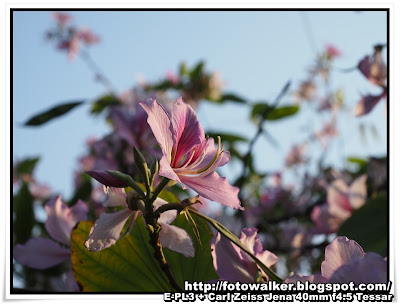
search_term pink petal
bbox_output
[154,198,176,225]
[285,273,328,283]
[329,252,387,284]
[348,175,367,209]
[66,270,80,291]
[355,93,385,117]
[140,99,174,163]
[210,232,257,283]
[70,199,89,224]
[103,187,127,207]
[321,236,364,279]
[45,196,75,245]
[84,209,134,252]
[327,179,352,213]
[171,97,204,166]
[159,155,181,183]
[191,138,230,171]
[181,172,242,210]
[160,223,195,258]
[13,237,70,269]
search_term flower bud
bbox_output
[126,191,145,213]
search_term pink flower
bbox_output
[355,92,387,117]
[325,44,341,58]
[285,144,307,167]
[311,175,367,233]
[165,70,180,86]
[140,97,242,210]
[358,47,386,86]
[286,236,387,284]
[13,196,88,290]
[77,28,100,45]
[52,12,71,26]
[211,228,278,283]
[84,187,195,257]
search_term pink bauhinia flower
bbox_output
[311,175,367,233]
[84,187,194,257]
[140,97,242,210]
[285,236,387,284]
[210,228,278,283]
[325,44,341,59]
[355,92,387,117]
[13,196,88,290]
[358,46,387,87]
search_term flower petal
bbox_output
[160,223,195,257]
[159,155,181,183]
[154,198,176,225]
[321,236,364,279]
[355,93,385,117]
[140,98,174,163]
[86,170,128,188]
[348,175,367,209]
[13,237,70,269]
[70,199,89,224]
[329,252,387,284]
[327,179,352,213]
[45,196,75,245]
[210,232,257,283]
[171,97,204,166]
[181,172,242,210]
[84,209,134,252]
[103,187,127,207]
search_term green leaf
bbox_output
[13,183,35,244]
[24,100,85,126]
[251,103,299,122]
[91,95,120,115]
[71,213,218,292]
[71,218,173,292]
[206,132,247,144]
[164,212,218,285]
[219,93,247,104]
[189,61,204,80]
[15,157,40,175]
[338,194,388,257]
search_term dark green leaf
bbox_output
[24,100,85,126]
[164,212,218,285]
[71,218,173,292]
[189,61,204,80]
[13,183,35,244]
[91,95,120,115]
[338,194,388,257]
[15,157,40,175]
[206,132,247,144]
[251,103,299,122]
[219,93,247,104]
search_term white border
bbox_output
[4,1,397,303]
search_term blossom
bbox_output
[84,187,195,257]
[285,144,307,167]
[140,97,242,210]
[311,175,367,233]
[358,46,386,86]
[52,12,72,26]
[13,196,88,290]
[210,228,278,283]
[285,236,387,284]
[355,92,386,117]
[77,28,100,45]
[325,44,341,59]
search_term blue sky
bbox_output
[13,10,387,198]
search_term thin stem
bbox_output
[150,177,170,203]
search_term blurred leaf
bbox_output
[13,183,35,244]
[68,173,93,206]
[71,218,172,292]
[24,100,85,126]
[206,132,247,144]
[338,194,388,257]
[347,157,368,166]
[15,157,40,175]
[164,212,218,285]
[251,103,299,122]
[91,95,120,115]
[158,189,181,203]
[218,93,247,104]
[179,62,188,76]
[189,61,204,80]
